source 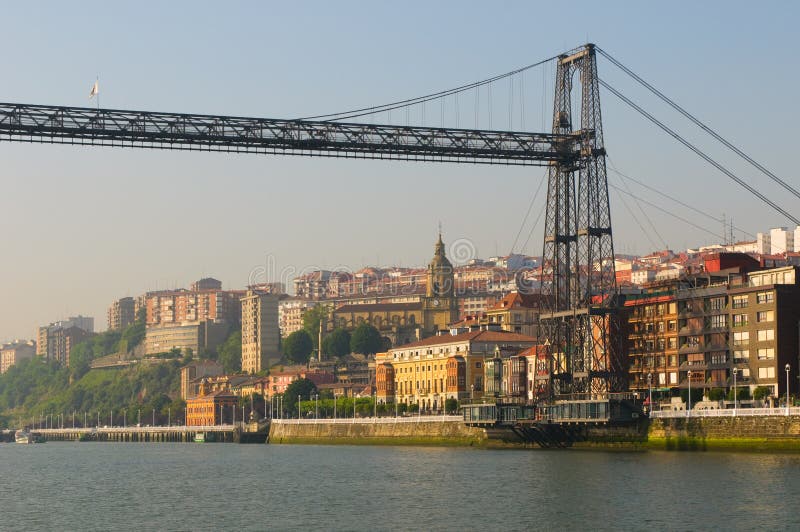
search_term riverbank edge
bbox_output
[269,418,800,452]
[271,434,800,452]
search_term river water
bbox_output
[2,443,799,531]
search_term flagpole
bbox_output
[96,76,99,110]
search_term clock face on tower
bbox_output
[433,299,440,306]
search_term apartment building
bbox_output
[625,287,680,394]
[240,290,280,373]
[0,340,36,373]
[107,297,136,331]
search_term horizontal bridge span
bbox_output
[0,102,576,165]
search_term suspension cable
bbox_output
[609,183,724,240]
[297,55,559,122]
[597,47,800,202]
[511,172,546,253]
[600,79,800,226]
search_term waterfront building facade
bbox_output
[186,388,238,426]
[625,286,680,395]
[376,329,537,410]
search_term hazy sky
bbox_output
[1,1,798,340]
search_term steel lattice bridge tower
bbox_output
[538,44,623,401]
[0,44,625,402]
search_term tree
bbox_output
[707,388,726,401]
[120,320,145,352]
[753,386,772,401]
[218,330,242,374]
[350,323,382,355]
[283,378,317,417]
[727,386,751,401]
[445,398,459,414]
[283,330,313,364]
[322,328,351,357]
[68,341,94,379]
[302,304,329,350]
[680,386,704,407]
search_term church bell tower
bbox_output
[422,233,459,334]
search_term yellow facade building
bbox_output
[376,329,537,411]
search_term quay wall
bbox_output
[269,420,488,446]
[647,415,800,451]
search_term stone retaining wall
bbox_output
[269,420,487,446]
[648,415,800,451]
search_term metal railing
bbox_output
[33,424,237,434]
[651,407,800,418]
[272,416,462,425]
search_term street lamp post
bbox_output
[647,373,653,415]
[315,394,319,421]
[470,384,474,402]
[732,367,738,416]
[334,394,337,421]
[786,363,791,416]
[687,370,693,417]
[298,395,301,420]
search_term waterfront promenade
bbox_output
[651,406,800,418]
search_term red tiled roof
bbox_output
[486,291,545,311]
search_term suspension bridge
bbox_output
[2,43,796,430]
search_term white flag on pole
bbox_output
[89,80,99,99]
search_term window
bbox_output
[758,366,776,379]
[732,295,748,309]
[669,372,678,384]
[757,348,775,360]
[709,297,725,311]
[757,329,775,342]
[710,315,727,328]
[687,353,704,366]
[732,314,748,327]
[733,331,750,346]
[711,353,727,364]
[657,322,665,333]
[733,349,750,362]
[668,320,676,331]
[668,338,677,349]
[757,310,774,322]
[756,291,774,304]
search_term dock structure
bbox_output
[28,424,248,443]
[461,397,645,448]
